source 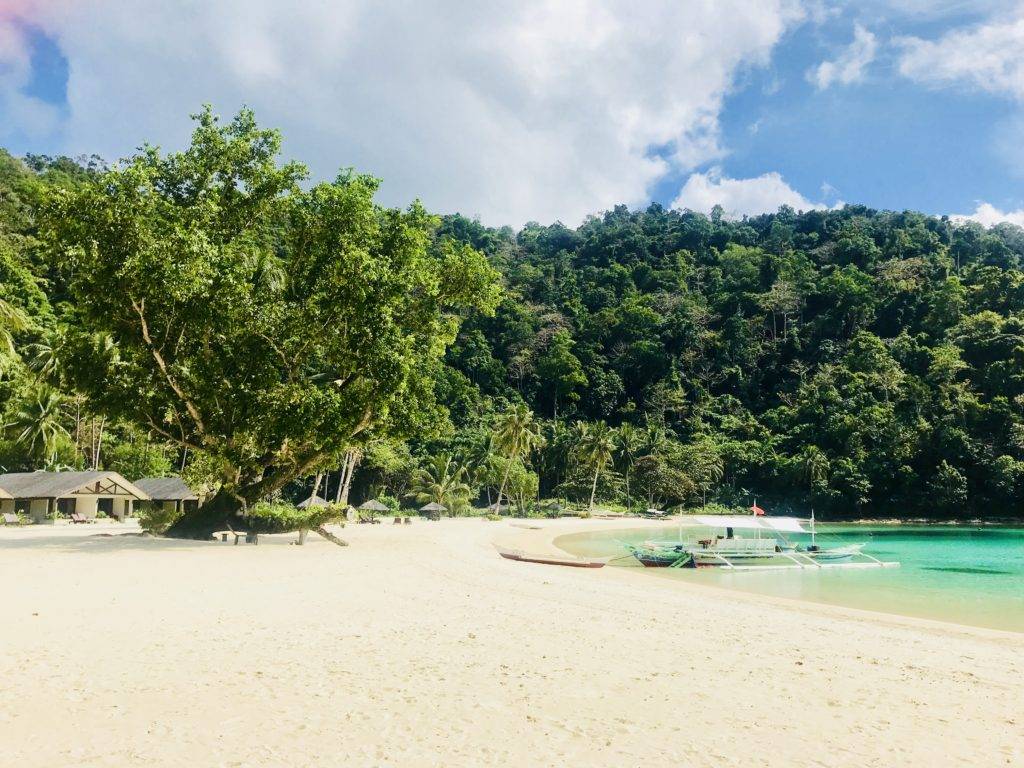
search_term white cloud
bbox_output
[953,202,1024,227]
[807,23,877,89]
[671,167,832,218]
[0,18,61,140]
[2,0,807,227]
[897,12,1024,100]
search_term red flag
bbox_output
[751,502,765,516]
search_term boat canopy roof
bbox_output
[683,515,807,533]
[760,517,807,533]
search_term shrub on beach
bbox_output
[250,501,347,532]
[136,503,184,535]
[376,495,401,514]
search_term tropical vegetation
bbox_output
[3,108,1024,534]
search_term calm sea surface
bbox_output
[555,524,1024,633]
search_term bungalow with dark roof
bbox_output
[0,471,150,523]
[132,477,199,518]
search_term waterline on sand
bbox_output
[556,524,1024,633]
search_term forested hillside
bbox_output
[3,137,1024,519]
[436,205,1024,517]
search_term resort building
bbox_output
[0,471,150,523]
[132,477,199,518]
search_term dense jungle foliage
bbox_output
[435,204,1024,518]
[4,113,1024,521]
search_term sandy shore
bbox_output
[1,518,1021,767]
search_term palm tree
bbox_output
[615,422,642,513]
[0,297,28,376]
[410,455,471,515]
[577,420,615,513]
[492,404,543,513]
[641,422,668,457]
[686,436,725,506]
[0,297,28,351]
[461,433,494,505]
[24,329,63,381]
[796,445,830,494]
[9,386,70,464]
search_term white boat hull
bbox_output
[805,543,865,562]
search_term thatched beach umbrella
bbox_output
[419,501,446,520]
[488,502,511,514]
[297,494,330,509]
[359,499,390,512]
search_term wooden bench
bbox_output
[69,512,91,524]
[212,530,259,545]
[2,512,23,526]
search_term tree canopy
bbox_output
[4,113,1024,524]
[35,108,499,535]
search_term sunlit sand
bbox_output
[1,519,1021,767]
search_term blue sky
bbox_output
[685,3,1024,218]
[2,2,1023,227]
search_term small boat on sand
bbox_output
[497,547,607,568]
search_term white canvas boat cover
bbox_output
[691,515,767,530]
[685,515,806,533]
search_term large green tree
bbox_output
[42,108,498,536]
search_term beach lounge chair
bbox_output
[2,512,22,525]
[69,511,90,524]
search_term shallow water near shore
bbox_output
[556,524,1024,633]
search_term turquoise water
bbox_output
[556,524,1024,633]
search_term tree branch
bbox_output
[239,449,327,501]
[131,297,209,439]
[145,416,206,454]
[314,525,349,547]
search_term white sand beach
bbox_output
[1,518,1021,767]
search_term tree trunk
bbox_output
[165,486,247,539]
[339,454,352,501]
[168,450,330,540]
[73,401,82,466]
[314,525,349,547]
[496,458,513,514]
[92,417,105,470]
[339,450,359,506]
[625,469,631,513]
[588,467,599,512]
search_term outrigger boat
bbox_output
[627,512,897,571]
[802,509,864,561]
